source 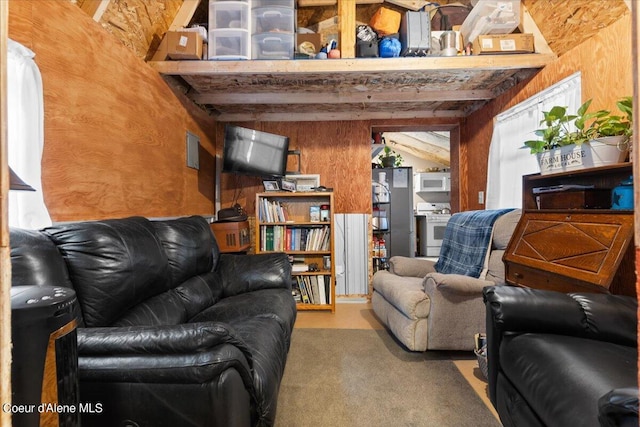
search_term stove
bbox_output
[415,203,451,256]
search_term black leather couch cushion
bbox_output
[44,217,171,327]
[151,216,218,285]
[500,333,637,426]
[219,253,293,297]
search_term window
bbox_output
[485,72,582,209]
[7,39,51,228]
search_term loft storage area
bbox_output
[79,0,629,122]
[167,0,526,60]
[141,0,572,121]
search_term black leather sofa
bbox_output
[483,286,638,427]
[10,215,297,427]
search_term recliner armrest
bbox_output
[483,286,637,346]
[424,272,494,295]
[388,256,436,278]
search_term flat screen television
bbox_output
[222,125,290,178]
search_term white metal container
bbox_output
[536,137,629,175]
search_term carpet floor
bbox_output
[274,328,501,427]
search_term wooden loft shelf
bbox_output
[149,53,555,122]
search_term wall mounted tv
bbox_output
[222,125,290,178]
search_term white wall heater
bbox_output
[333,214,369,296]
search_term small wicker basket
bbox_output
[474,346,488,380]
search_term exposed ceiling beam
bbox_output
[216,109,466,122]
[191,89,494,105]
[384,132,450,166]
[384,0,430,11]
[297,0,383,6]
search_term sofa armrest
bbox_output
[424,272,494,295]
[218,253,292,297]
[77,323,255,387]
[388,256,436,278]
[78,322,250,356]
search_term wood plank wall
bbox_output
[460,14,633,211]
[8,0,217,222]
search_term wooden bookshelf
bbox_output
[256,192,335,313]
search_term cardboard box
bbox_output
[167,31,203,60]
[472,33,534,55]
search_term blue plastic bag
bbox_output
[379,37,401,58]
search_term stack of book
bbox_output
[260,225,330,252]
[294,275,331,305]
[259,199,289,223]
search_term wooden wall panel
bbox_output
[218,118,461,217]
[8,0,217,222]
[461,15,633,211]
[219,120,373,216]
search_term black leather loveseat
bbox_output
[483,286,638,427]
[10,215,297,427]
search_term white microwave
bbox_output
[414,172,451,193]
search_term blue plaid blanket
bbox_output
[434,209,515,278]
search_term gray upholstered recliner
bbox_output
[371,209,521,351]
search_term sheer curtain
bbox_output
[7,39,51,228]
[485,72,582,209]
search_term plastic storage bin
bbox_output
[459,0,520,45]
[253,6,295,34]
[210,29,250,60]
[209,1,250,30]
[252,0,294,8]
[252,33,294,59]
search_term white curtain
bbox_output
[485,72,582,209]
[7,38,51,229]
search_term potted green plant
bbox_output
[588,96,632,143]
[378,145,404,168]
[524,98,631,174]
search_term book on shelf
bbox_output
[291,263,309,273]
[261,225,330,252]
[310,275,320,305]
[294,274,331,305]
[317,275,327,305]
[309,206,320,222]
[260,199,289,223]
[296,276,310,304]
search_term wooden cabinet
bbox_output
[210,221,251,253]
[504,164,636,297]
[256,192,335,312]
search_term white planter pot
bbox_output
[536,136,629,175]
